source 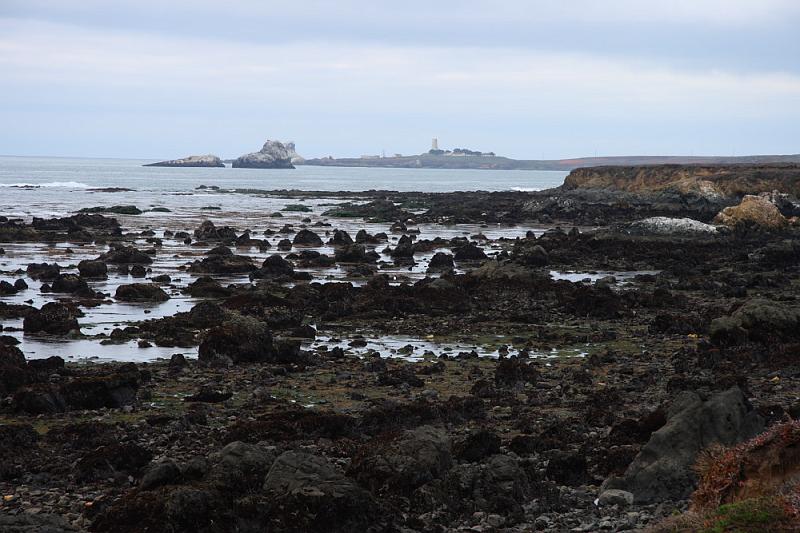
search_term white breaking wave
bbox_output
[0,181,91,189]
[510,186,541,192]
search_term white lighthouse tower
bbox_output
[431,138,439,150]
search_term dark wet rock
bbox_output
[188,252,256,274]
[249,254,295,280]
[75,442,152,482]
[79,205,142,215]
[416,453,540,519]
[169,353,188,370]
[210,441,277,491]
[207,245,232,256]
[453,243,487,261]
[356,229,387,244]
[427,251,454,272]
[0,513,80,533]
[276,238,292,250]
[130,264,147,277]
[78,259,108,278]
[293,228,323,246]
[334,243,378,263]
[184,276,232,298]
[377,365,424,388]
[61,366,141,409]
[0,343,33,396]
[495,357,538,389]
[13,385,66,414]
[0,280,19,295]
[545,450,590,486]
[99,245,153,264]
[604,386,764,503]
[511,241,549,266]
[194,220,237,241]
[50,274,96,297]
[198,313,275,365]
[323,199,411,222]
[140,459,182,490]
[710,298,800,346]
[151,274,171,283]
[26,262,61,280]
[349,425,452,496]
[261,451,386,532]
[14,278,28,291]
[23,302,80,335]
[116,283,170,302]
[453,429,502,462]
[329,229,354,246]
[185,387,232,403]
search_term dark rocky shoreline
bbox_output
[2,165,800,532]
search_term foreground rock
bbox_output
[604,387,764,503]
[232,140,295,169]
[144,154,225,168]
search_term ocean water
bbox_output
[0,156,570,362]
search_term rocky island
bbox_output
[2,162,800,532]
[144,154,225,168]
[232,140,297,169]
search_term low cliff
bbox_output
[563,164,800,198]
[144,155,224,168]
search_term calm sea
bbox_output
[0,155,567,219]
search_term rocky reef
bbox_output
[232,140,296,169]
[144,155,224,168]
[3,163,800,532]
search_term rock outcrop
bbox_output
[625,216,719,236]
[713,194,789,229]
[144,155,224,168]
[232,140,296,169]
[603,387,764,503]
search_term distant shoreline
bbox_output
[304,152,800,171]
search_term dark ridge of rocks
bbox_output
[115,283,170,302]
[99,245,154,264]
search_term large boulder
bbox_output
[603,387,764,503]
[232,140,295,169]
[710,298,800,345]
[116,283,170,302]
[198,313,274,365]
[249,254,295,280]
[453,243,487,261]
[713,195,788,229]
[78,259,108,278]
[144,154,224,168]
[349,425,452,496]
[23,302,80,335]
[293,229,323,246]
[262,451,384,532]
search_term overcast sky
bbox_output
[1,1,799,159]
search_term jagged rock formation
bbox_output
[563,164,800,199]
[286,142,305,165]
[144,155,224,168]
[232,140,296,169]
